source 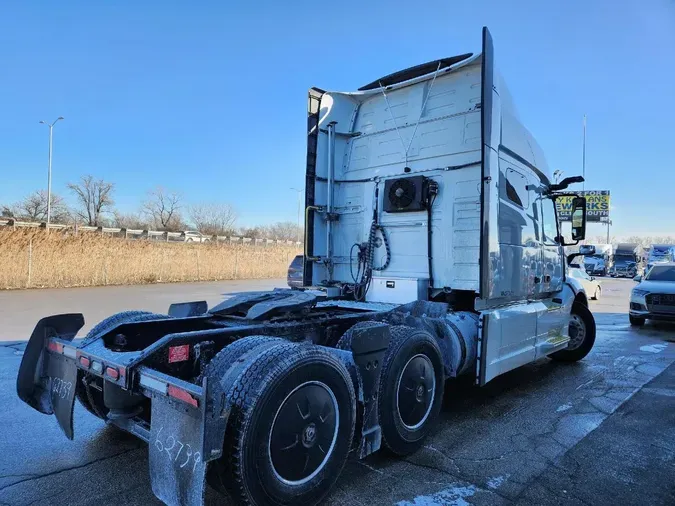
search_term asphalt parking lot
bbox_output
[1,277,674,505]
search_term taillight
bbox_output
[105,367,119,380]
[167,385,199,407]
[79,356,91,368]
[47,341,64,354]
[169,344,190,363]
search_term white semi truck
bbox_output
[582,244,613,276]
[16,28,594,506]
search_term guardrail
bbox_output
[0,218,302,245]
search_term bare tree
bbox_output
[142,186,183,231]
[238,226,266,239]
[112,210,149,230]
[15,190,71,223]
[67,175,115,226]
[1,203,16,218]
[188,203,237,236]
[236,222,302,240]
[266,221,303,241]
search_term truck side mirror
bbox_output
[571,196,586,241]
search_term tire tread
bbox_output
[378,326,444,456]
[221,344,355,505]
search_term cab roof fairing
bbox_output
[313,51,552,185]
[495,70,553,185]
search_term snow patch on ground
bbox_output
[556,403,573,412]
[640,343,668,353]
[396,484,477,506]
[486,475,508,490]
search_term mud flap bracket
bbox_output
[349,322,390,458]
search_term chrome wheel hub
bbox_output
[568,314,586,350]
[396,354,436,430]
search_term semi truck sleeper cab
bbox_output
[16,27,595,506]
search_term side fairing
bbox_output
[478,27,501,304]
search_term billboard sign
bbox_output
[556,190,610,222]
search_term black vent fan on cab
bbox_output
[384,175,428,213]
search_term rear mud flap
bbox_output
[149,383,210,506]
[46,352,78,439]
[16,314,84,439]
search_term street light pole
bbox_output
[582,114,586,191]
[39,117,64,225]
[290,187,303,243]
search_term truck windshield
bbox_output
[649,247,673,261]
[646,265,675,282]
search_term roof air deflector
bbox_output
[358,53,474,91]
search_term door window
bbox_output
[505,168,529,208]
[541,198,558,245]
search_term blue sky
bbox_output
[1,0,674,236]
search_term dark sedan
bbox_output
[287,254,303,288]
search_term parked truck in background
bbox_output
[645,244,675,274]
[582,244,612,276]
[611,243,641,278]
[16,28,596,506]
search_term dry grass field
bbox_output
[0,229,301,289]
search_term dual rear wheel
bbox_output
[209,338,355,506]
[367,326,444,456]
[212,326,445,505]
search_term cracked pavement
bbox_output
[1,278,674,505]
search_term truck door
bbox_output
[476,27,538,385]
[534,195,566,358]
[539,196,563,295]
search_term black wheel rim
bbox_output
[396,354,436,430]
[269,381,339,485]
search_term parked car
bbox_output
[184,230,210,243]
[569,265,601,300]
[287,254,303,288]
[629,263,675,326]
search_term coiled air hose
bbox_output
[352,220,390,301]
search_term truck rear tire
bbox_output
[550,302,596,362]
[219,344,356,506]
[378,326,444,456]
[82,311,171,346]
[77,311,170,420]
[199,335,285,385]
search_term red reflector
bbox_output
[47,341,64,354]
[105,367,119,380]
[79,356,91,368]
[168,385,198,407]
[168,345,190,363]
